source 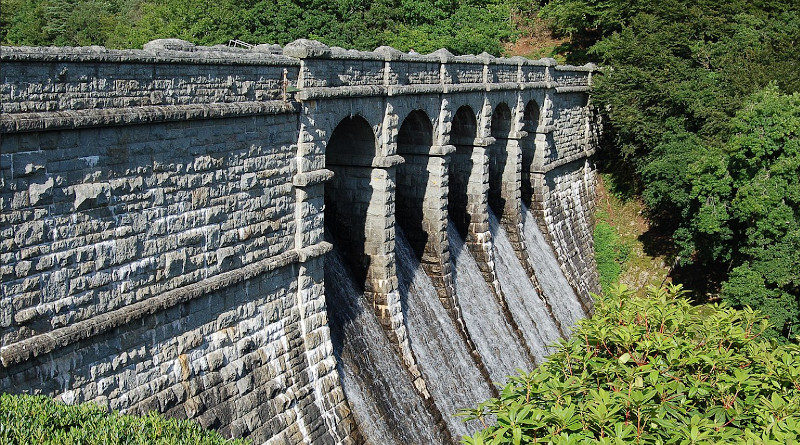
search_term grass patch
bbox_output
[594,173,671,292]
[0,393,247,445]
[593,211,630,291]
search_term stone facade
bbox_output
[1,38,600,443]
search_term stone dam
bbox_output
[0,38,601,444]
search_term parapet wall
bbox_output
[0,38,600,444]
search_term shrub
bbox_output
[462,284,800,444]
[0,393,247,445]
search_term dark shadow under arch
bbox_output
[325,115,377,285]
[447,105,478,237]
[489,102,512,220]
[396,109,434,262]
[521,100,541,207]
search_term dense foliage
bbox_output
[0,393,247,444]
[694,89,800,339]
[541,0,800,338]
[0,0,515,55]
[463,284,800,444]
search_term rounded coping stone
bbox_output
[280,38,563,67]
[1,42,301,66]
[283,38,332,59]
[374,46,405,61]
[329,46,384,61]
[554,63,598,72]
[429,48,455,63]
[253,43,284,54]
[143,38,197,52]
[2,38,592,72]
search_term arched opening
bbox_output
[398,110,433,149]
[488,102,512,220]
[396,110,434,260]
[521,100,541,207]
[447,105,478,236]
[324,115,377,284]
[325,115,378,165]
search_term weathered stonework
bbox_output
[1,39,600,444]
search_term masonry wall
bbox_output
[1,38,601,444]
[0,42,352,444]
[2,264,347,443]
[0,44,295,113]
[539,161,599,302]
[1,113,297,344]
[539,89,601,303]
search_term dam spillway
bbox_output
[447,219,534,384]
[0,38,601,443]
[325,236,447,444]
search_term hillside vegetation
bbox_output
[593,174,672,294]
[541,0,800,339]
[0,0,515,55]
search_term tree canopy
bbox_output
[542,0,800,339]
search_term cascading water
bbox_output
[395,226,494,438]
[521,203,586,332]
[325,240,447,445]
[324,212,582,442]
[447,219,535,384]
[487,209,562,364]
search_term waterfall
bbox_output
[521,203,586,332]
[487,209,562,364]
[324,213,584,443]
[395,225,494,438]
[325,241,447,445]
[447,219,535,384]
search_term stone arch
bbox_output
[325,115,379,165]
[490,102,513,139]
[450,105,478,146]
[521,99,543,207]
[488,102,514,220]
[447,105,479,235]
[396,109,435,259]
[391,97,444,146]
[398,110,434,152]
[324,115,378,285]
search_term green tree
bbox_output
[690,88,800,338]
[1,0,516,55]
[540,0,800,337]
[1,0,137,47]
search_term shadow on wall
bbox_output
[324,115,376,286]
[448,105,478,238]
[521,100,541,208]
[396,109,433,264]
[488,103,511,221]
